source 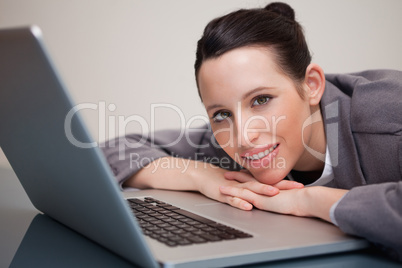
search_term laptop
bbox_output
[0,26,369,267]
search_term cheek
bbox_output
[275,101,310,139]
[212,125,237,157]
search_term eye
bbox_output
[252,95,270,107]
[212,111,231,122]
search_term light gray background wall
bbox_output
[1,0,402,169]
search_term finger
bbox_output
[225,196,253,211]
[273,180,304,190]
[242,181,279,196]
[220,186,259,208]
[224,171,254,183]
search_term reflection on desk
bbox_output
[10,214,134,267]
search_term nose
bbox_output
[235,113,268,148]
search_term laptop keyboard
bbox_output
[127,197,253,247]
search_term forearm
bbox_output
[124,156,224,192]
[101,125,233,188]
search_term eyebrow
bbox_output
[242,87,270,101]
[205,87,272,113]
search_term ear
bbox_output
[304,63,325,106]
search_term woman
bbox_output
[103,2,402,260]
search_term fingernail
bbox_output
[294,182,304,188]
[266,186,277,193]
[243,203,252,210]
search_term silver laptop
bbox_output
[0,26,369,267]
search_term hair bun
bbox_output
[265,2,295,21]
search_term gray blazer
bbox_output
[102,69,402,261]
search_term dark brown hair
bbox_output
[194,2,311,97]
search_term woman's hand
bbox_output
[219,183,349,223]
[219,185,306,216]
[193,168,280,210]
[219,170,304,212]
[196,168,304,211]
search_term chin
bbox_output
[249,168,289,186]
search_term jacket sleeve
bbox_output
[333,181,402,261]
[100,124,240,188]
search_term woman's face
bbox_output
[198,47,324,185]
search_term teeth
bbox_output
[245,145,278,160]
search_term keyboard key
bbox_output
[200,233,222,242]
[175,209,215,224]
[187,236,207,244]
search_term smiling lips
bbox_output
[242,144,279,161]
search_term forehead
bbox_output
[198,47,285,102]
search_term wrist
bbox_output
[189,162,227,193]
[293,187,314,218]
[186,161,204,192]
[298,186,348,222]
